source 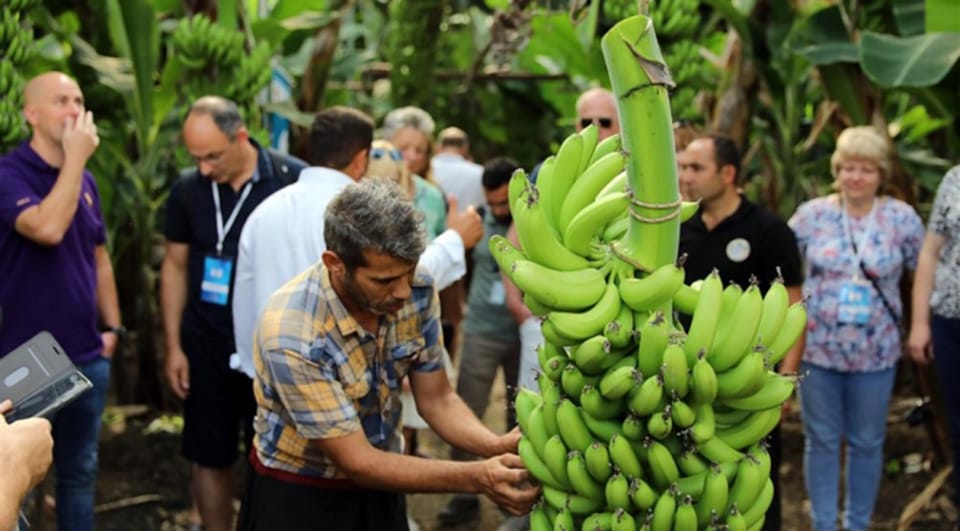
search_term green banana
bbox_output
[585,441,614,483]
[741,478,774,528]
[508,168,529,212]
[650,487,677,531]
[564,192,631,257]
[581,408,625,442]
[725,505,747,531]
[682,270,723,364]
[673,496,697,531]
[581,385,626,420]
[619,262,686,312]
[544,435,572,489]
[530,503,553,531]
[557,399,595,452]
[630,478,658,510]
[567,450,606,501]
[544,356,566,382]
[604,303,635,350]
[622,414,646,441]
[574,335,615,375]
[661,344,690,398]
[609,433,643,479]
[628,373,664,417]
[676,450,708,477]
[507,259,607,311]
[519,436,565,489]
[689,403,716,444]
[516,387,542,428]
[721,372,795,411]
[697,436,744,463]
[543,320,581,347]
[715,350,766,400]
[542,376,562,436]
[577,123,600,177]
[611,508,637,531]
[527,403,553,459]
[637,312,669,379]
[727,455,765,514]
[543,485,606,515]
[709,283,763,371]
[602,214,629,242]
[670,399,696,429]
[562,363,588,400]
[716,407,781,450]
[587,131,623,168]
[582,512,614,531]
[766,302,808,366]
[645,438,680,490]
[537,132,583,230]
[689,351,718,405]
[714,282,743,346]
[514,193,591,271]
[647,406,673,440]
[673,283,700,316]
[554,506,575,530]
[695,465,730,527]
[548,281,622,341]
[605,473,633,511]
[559,151,629,232]
[751,277,788,350]
[600,366,640,400]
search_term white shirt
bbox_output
[230,166,466,378]
[432,153,486,212]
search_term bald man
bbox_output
[0,72,121,531]
[576,88,620,141]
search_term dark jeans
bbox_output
[932,314,960,508]
[50,355,111,531]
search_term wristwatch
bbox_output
[103,325,127,341]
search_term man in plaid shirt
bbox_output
[236,178,539,531]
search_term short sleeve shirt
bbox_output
[789,195,925,372]
[928,165,960,319]
[413,176,447,240]
[163,141,305,339]
[252,263,446,479]
[679,197,804,291]
[0,142,106,363]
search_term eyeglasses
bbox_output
[371,147,403,162]
[580,117,614,129]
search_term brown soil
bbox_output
[19,375,956,531]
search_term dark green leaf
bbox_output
[893,0,925,36]
[795,42,858,64]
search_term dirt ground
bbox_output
[19,370,957,531]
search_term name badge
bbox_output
[489,280,506,306]
[837,279,872,325]
[201,255,233,306]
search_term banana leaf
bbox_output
[860,30,960,87]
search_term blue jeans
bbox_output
[50,355,111,531]
[799,362,895,531]
[931,314,960,508]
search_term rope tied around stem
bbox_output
[628,195,683,224]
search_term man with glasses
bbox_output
[161,96,307,531]
[576,87,620,141]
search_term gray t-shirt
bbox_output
[929,165,960,319]
[463,214,520,340]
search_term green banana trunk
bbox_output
[601,16,680,272]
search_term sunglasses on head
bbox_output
[370,147,403,162]
[580,117,614,129]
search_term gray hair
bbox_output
[381,106,436,140]
[186,96,244,140]
[324,178,427,270]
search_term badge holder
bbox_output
[837,276,873,326]
[0,331,93,423]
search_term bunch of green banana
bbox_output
[514,14,808,531]
[0,3,35,149]
[227,42,273,103]
[3,0,38,12]
[171,15,244,71]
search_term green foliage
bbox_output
[0,4,39,147]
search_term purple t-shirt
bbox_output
[0,141,107,363]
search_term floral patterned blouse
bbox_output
[789,195,924,372]
[929,165,960,319]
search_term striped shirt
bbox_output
[252,262,445,478]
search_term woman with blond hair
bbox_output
[788,126,924,530]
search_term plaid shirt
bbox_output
[251,262,445,478]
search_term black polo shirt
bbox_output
[679,197,803,293]
[164,140,306,341]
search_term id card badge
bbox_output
[837,278,873,325]
[489,279,506,305]
[201,255,233,305]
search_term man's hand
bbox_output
[101,331,118,359]
[446,196,483,250]
[165,347,190,399]
[62,111,99,164]
[491,426,522,456]
[907,324,933,366]
[0,400,54,492]
[474,454,540,516]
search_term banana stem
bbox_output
[601,16,679,273]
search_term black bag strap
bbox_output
[848,228,901,327]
